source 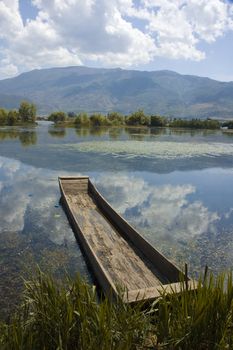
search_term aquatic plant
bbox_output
[63,140,233,159]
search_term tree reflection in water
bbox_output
[48,127,66,138]
[0,128,37,146]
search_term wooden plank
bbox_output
[123,280,199,303]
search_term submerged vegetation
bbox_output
[66,140,233,159]
[1,270,233,349]
[0,101,36,126]
[48,109,222,130]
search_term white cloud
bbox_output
[183,0,231,42]
[0,60,18,79]
[0,0,232,78]
[131,0,232,60]
[0,0,23,39]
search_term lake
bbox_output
[0,122,233,318]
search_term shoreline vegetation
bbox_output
[47,109,231,130]
[0,101,232,130]
[0,101,37,126]
[1,270,233,349]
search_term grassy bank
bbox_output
[1,270,233,349]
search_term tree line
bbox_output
[48,110,222,129]
[168,118,220,130]
[0,101,36,126]
[48,110,150,127]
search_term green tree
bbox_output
[0,109,8,125]
[106,112,124,125]
[150,115,167,127]
[18,101,36,123]
[89,113,108,127]
[75,112,90,127]
[7,110,18,125]
[48,111,67,123]
[169,118,220,130]
[126,109,150,126]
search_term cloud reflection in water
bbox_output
[0,156,78,245]
[95,174,220,242]
[0,156,91,318]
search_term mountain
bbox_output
[0,66,232,118]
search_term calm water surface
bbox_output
[0,122,233,318]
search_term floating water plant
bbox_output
[62,141,233,159]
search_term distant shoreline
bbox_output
[48,123,223,132]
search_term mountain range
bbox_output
[0,66,232,119]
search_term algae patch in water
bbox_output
[61,141,233,159]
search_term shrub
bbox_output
[48,111,67,123]
[0,109,8,125]
[169,118,220,129]
[126,109,150,126]
[75,112,90,127]
[106,112,124,126]
[7,110,19,126]
[89,113,108,127]
[150,115,167,127]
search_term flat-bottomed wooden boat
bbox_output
[59,176,195,303]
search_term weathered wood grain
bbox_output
[59,176,189,302]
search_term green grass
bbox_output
[151,272,233,349]
[1,270,233,349]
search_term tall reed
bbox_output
[1,270,233,349]
[0,271,150,350]
[151,271,233,349]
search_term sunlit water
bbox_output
[0,122,233,318]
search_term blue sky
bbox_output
[19,0,38,22]
[0,0,232,81]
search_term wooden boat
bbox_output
[59,176,196,303]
